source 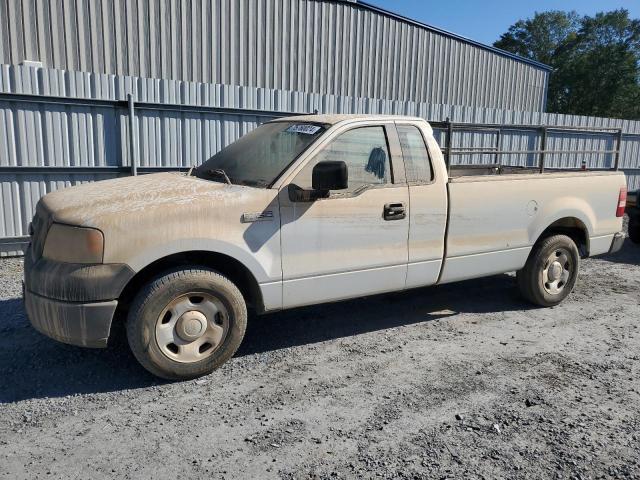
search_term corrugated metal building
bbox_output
[0,0,550,111]
[2,0,640,257]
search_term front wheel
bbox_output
[126,267,247,380]
[517,234,580,307]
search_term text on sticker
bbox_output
[285,124,322,135]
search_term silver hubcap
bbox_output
[155,292,229,363]
[542,248,572,295]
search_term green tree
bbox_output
[495,9,640,119]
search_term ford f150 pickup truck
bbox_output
[24,114,627,379]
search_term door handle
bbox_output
[384,202,406,221]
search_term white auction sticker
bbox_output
[285,124,322,135]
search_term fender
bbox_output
[528,196,595,246]
[124,237,279,285]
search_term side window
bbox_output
[397,125,433,183]
[297,126,392,194]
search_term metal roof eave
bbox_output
[346,0,553,72]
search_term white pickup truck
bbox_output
[24,114,627,380]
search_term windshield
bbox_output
[194,121,327,187]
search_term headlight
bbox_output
[43,223,104,263]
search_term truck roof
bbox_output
[274,114,427,126]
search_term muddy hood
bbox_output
[38,172,256,228]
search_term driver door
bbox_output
[279,123,410,308]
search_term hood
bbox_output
[35,171,282,273]
[39,172,252,227]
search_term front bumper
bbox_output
[23,245,135,348]
[24,289,117,348]
[609,231,625,254]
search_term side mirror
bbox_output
[288,161,349,203]
[312,161,348,191]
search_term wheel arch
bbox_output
[534,217,590,258]
[116,250,265,321]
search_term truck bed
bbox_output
[438,169,626,284]
[448,164,615,178]
[448,166,621,181]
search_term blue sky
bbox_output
[363,0,640,46]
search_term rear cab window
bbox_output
[397,125,434,183]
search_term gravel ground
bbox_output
[1,232,639,479]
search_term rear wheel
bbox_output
[126,267,247,380]
[517,234,580,307]
[629,212,640,244]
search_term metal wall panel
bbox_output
[1,64,639,256]
[0,0,549,112]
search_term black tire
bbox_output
[126,267,247,380]
[629,212,640,244]
[517,234,580,307]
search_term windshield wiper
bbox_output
[351,184,372,196]
[204,168,232,185]
[238,179,267,187]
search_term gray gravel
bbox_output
[1,233,639,479]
